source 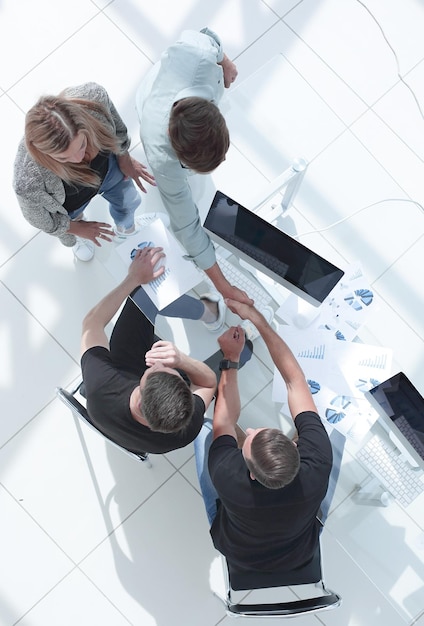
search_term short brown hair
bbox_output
[168,97,229,172]
[245,428,300,489]
[141,371,195,433]
[25,94,120,187]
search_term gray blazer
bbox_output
[13,82,131,246]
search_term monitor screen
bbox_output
[367,372,424,466]
[204,191,344,306]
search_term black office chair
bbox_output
[216,535,341,618]
[56,379,152,467]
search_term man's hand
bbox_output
[145,340,181,369]
[221,283,254,306]
[128,247,165,285]
[218,325,245,361]
[224,298,263,327]
[145,341,216,408]
[226,299,317,419]
[205,262,253,306]
[220,54,238,88]
[117,153,156,193]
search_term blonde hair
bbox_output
[25,94,121,187]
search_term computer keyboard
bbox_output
[357,435,424,508]
[216,253,273,311]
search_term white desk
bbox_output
[221,55,424,623]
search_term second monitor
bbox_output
[204,190,344,307]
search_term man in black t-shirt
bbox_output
[194,299,333,573]
[81,246,217,454]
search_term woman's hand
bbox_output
[117,153,156,192]
[68,219,115,246]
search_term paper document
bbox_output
[276,262,378,341]
[115,219,203,309]
[272,325,393,441]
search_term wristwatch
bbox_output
[219,359,240,371]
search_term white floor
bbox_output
[1,1,424,625]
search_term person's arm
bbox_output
[218,53,238,88]
[150,169,254,304]
[13,145,73,238]
[67,218,115,245]
[116,152,156,194]
[97,83,131,154]
[144,341,217,410]
[103,85,156,193]
[81,247,165,355]
[16,188,71,237]
[14,139,116,245]
[81,83,155,194]
[225,299,317,420]
[211,326,245,440]
[205,262,254,305]
[18,186,114,245]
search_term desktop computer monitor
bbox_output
[204,191,344,307]
[367,372,424,469]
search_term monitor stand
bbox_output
[388,429,420,469]
[238,258,323,327]
[238,259,287,307]
[290,299,322,329]
[354,476,391,507]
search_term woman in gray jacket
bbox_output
[13,82,155,261]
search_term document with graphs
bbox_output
[272,326,393,441]
[115,218,203,309]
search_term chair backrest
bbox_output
[220,540,341,618]
[228,543,322,592]
[56,384,151,465]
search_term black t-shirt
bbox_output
[81,346,205,454]
[63,152,110,212]
[208,411,332,571]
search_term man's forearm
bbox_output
[249,311,305,385]
[204,262,231,294]
[178,353,217,390]
[83,275,139,332]
[212,369,241,437]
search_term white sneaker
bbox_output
[200,292,226,332]
[114,223,139,239]
[72,238,95,262]
[137,212,170,228]
[114,213,171,239]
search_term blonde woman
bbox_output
[14,82,155,261]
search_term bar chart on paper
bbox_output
[297,343,326,360]
[358,354,389,369]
